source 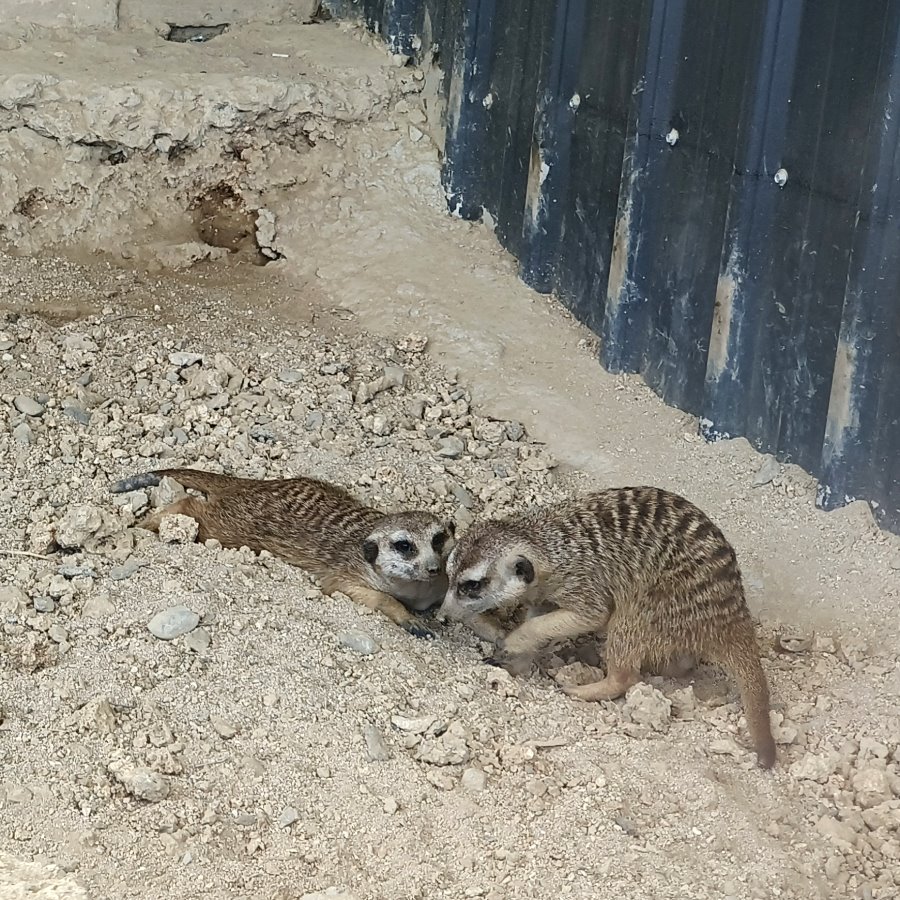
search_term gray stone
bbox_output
[81,593,115,618]
[461,768,487,791]
[363,724,392,762]
[753,455,780,486]
[278,369,304,384]
[435,436,465,459]
[183,627,211,654]
[33,596,55,613]
[148,605,200,640]
[12,423,33,445]
[338,630,379,655]
[168,351,203,367]
[54,504,104,549]
[109,558,148,581]
[62,402,92,426]
[305,410,324,431]
[13,396,44,417]
[278,806,300,828]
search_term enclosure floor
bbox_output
[0,17,899,900]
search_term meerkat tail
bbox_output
[718,637,777,770]
[110,472,165,493]
[110,468,238,497]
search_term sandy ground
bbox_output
[1,15,899,900]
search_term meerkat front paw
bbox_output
[482,649,533,677]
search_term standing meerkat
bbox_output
[110,467,455,638]
[438,486,776,769]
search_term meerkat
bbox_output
[110,467,455,639]
[438,486,777,769]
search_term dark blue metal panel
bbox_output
[549,2,648,336]
[819,3,900,532]
[336,0,900,535]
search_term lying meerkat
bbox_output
[111,467,455,639]
[438,486,776,768]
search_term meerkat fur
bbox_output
[439,486,777,769]
[111,467,455,638]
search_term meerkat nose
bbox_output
[426,563,440,575]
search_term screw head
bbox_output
[774,168,788,186]
[665,128,679,146]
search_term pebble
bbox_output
[148,605,200,640]
[363,724,392,762]
[0,586,28,620]
[183,627,211,654]
[13,395,44,416]
[47,625,68,643]
[753,455,780,486]
[622,683,672,731]
[112,764,171,803]
[278,368,304,384]
[33,596,55,613]
[278,806,300,828]
[338,630,379,655]
[12,422,32,444]
[109,558,148,581]
[852,767,891,808]
[461,768,487,792]
[157,514,199,544]
[169,351,203,367]
[62,402,92,426]
[435,436,465,458]
[54,504,104,548]
[789,750,840,782]
[415,722,469,766]
[210,715,238,739]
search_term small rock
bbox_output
[338,630,379,655]
[415,721,469,766]
[753,455,780,486]
[13,396,44,416]
[525,779,548,797]
[461,768,487,792]
[0,585,28,621]
[383,797,399,815]
[708,738,745,759]
[210,715,238,739]
[148,605,200,640]
[55,504,104,549]
[816,815,858,849]
[109,558,147,581]
[12,422,32,444]
[183,627,211,654]
[6,785,33,803]
[62,402,92,426]
[434,436,465,459]
[390,714,435,735]
[622,683,672,731]
[169,351,203,367]
[278,368,304,384]
[116,765,170,803]
[305,410,324,431]
[278,806,299,828]
[789,751,840,782]
[157,514,199,544]
[852,767,891,808]
[553,662,605,689]
[33,596,55,613]
[669,686,697,719]
[47,625,68,643]
[363,724,392,762]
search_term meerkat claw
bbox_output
[404,623,435,640]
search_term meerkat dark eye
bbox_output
[459,578,485,596]
[431,531,447,552]
[392,539,415,555]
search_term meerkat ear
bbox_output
[362,539,379,564]
[514,556,535,584]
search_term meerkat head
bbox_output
[440,525,539,619]
[361,512,456,608]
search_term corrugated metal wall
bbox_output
[327,0,900,535]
